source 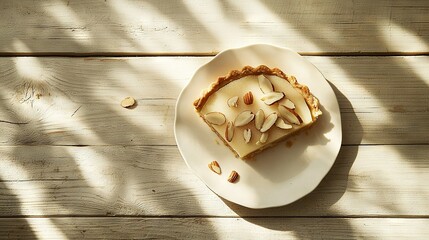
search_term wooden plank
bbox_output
[0,145,427,217]
[0,56,427,145]
[1,0,428,54]
[0,217,428,239]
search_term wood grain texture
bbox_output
[0,217,428,239]
[1,1,427,238]
[0,145,427,217]
[1,0,428,54]
[0,56,427,145]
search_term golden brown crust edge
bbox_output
[193,65,322,121]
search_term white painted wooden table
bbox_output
[0,1,428,239]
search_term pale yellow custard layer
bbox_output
[200,75,313,158]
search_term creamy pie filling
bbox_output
[200,75,314,158]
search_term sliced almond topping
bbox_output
[227,96,239,108]
[243,129,252,143]
[227,171,239,183]
[261,92,284,105]
[205,112,226,125]
[258,75,274,93]
[278,105,302,125]
[260,112,278,133]
[225,121,234,142]
[234,110,254,127]
[243,91,253,105]
[121,97,136,108]
[255,109,265,130]
[276,118,293,129]
[208,161,221,175]
[283,99,296,109]
[257,132,269,145]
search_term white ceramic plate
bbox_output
[174,44,342,209]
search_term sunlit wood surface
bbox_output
[0,0,428,239]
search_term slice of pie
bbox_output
[193,65,322,159]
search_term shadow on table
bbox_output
[0,0,427,238]
[0,182,37,239]
[222,84,362,234]
[0,1,225,238]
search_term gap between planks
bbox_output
[0,215,428,219]
[0,143,428,147]
[0,52,428,58]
